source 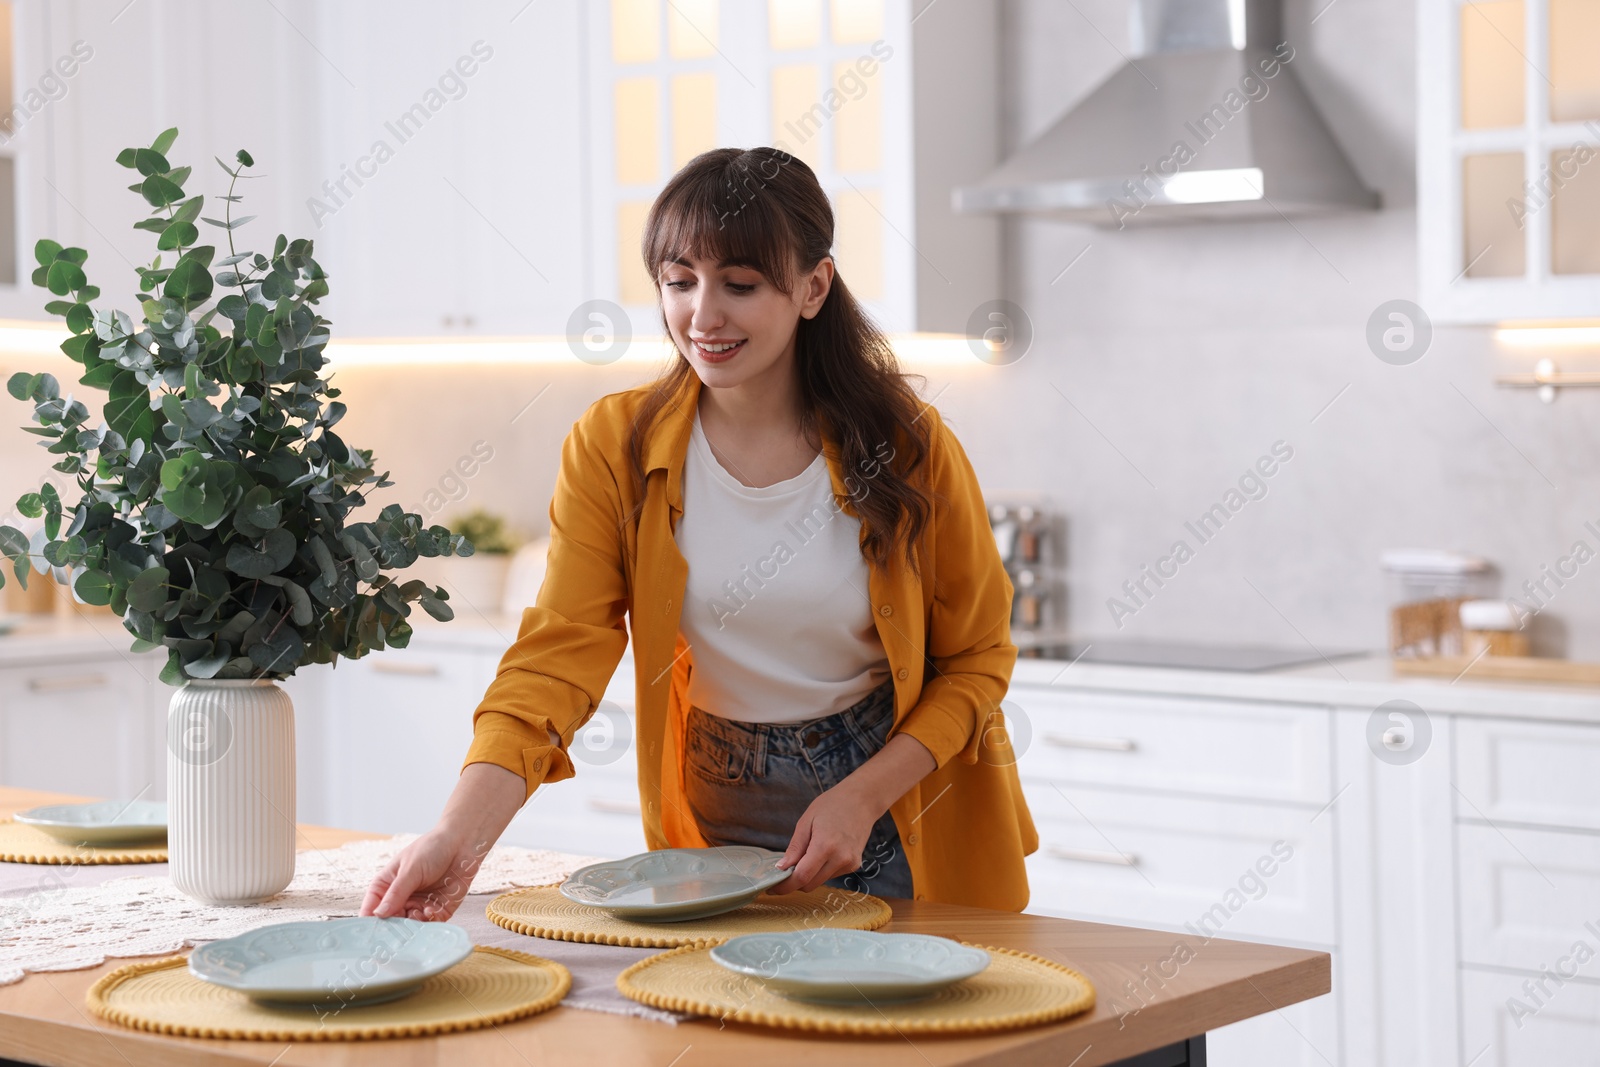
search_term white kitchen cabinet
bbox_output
[1461,968,1600,1067]
[1456,716,1600,832]
[0,652,159,799]
[291,625,645,850]
[321,647,499,836]
[0,1,89,321]
[31,1,325,321]
[1458,821,1600,974]
[504,754,647,858]
[1006,687,1333,806]
[12,1,586,339]
[1010,682,1344,1067]
[1022,782,1338,947]
[1419,0,1600,323]
[1207,987,1345,1067]
[307,0,591,338]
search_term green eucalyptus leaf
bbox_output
[127,565,169,611]
[74,569,113,606]
[65,303,94,334]
[105,370,154,444]
[248,623,302,675]
[419,592,454,622]
[224,527,295,578]
[133,148,170,176]
[183,642,232,679]
[173,196,204,224]
[45,260,86,296]
[163,253,214,304]
[140,173,184,208]
[156,221,198,250]
[233,485,282,537]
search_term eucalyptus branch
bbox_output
[0,128,474,685]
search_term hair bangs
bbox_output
[644,156,801,294]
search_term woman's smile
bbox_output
[693,337,747,363]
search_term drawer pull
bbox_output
[1043,733,1137,752]
[27,673,109,693]
[588,798,642,816]
[1046,845,1139,867]
[370,661,442,677]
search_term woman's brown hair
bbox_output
[624,146,935,578]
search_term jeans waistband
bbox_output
[688,677,895,766]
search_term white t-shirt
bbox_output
[673,406,891,723]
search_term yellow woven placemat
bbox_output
[85,946,570,1040]
[0,818,167,864]
[617,941,1096,1035]
[486,885,893,948]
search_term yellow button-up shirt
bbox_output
[461,371,1038,910]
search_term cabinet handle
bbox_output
[27,673,109,693]
[1046,845,1139,867]
[370,661,442,677]
[1043,733,1137,752]
[588,798,642,816]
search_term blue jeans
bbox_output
[682,678,915,899]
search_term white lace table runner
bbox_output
[0,834,608,986]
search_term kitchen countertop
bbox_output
[1009,651,1600,722]
[8,611,1599,724]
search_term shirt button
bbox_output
[915,893,926,901]
[878,604,893,617]
[896,667,908,680]
[907,833,919,846]
[532,758,543,771]
[646,800,656,813]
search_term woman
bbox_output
[361,147,1036,923]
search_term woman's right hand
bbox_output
[358,762,529,922]
[360,824,491,922]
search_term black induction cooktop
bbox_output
[1016,638,1366,672]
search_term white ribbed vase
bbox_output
[166,679,296,904]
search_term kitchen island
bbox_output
[8,610,1598,1064]
[0,786,1328,1066]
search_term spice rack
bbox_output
[985,492,1068,646]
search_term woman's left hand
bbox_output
[766,779,880,894]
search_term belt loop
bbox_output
[753,722,768,777]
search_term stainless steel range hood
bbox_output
[953,0,1378,226]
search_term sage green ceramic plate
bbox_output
[559,846,791,922]
[188,917,474,1007]
[13,800,168,847]
[710,930,991,1003]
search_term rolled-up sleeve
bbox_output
[892,413,1017,770]
[461,412,631,803]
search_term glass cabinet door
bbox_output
[590,0,895,325]
[1421,0,1600,322]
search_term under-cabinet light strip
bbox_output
[0,321,978,367]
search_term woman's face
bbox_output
[658,251,833,386]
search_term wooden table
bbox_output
[0,787,1329,1066]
